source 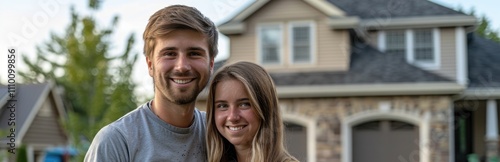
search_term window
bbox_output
[413,29,434,62]
[385,30,405,55]
[259,24,282,64]
[258,22,315,65]
[381,28,440,69]
[290,22,314,63]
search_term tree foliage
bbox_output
[462,8,500,42]
[475,15,500,42]
[16,145,28,162]
[19,0,138,160]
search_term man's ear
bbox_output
[209,59,215,74]
[146,56,153,77]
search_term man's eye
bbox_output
[162,52,176,56]
[189,52,202,56]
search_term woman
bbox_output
[206,61,298,162]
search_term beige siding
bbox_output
[250,0,328,21]
[316,20,349,71]
[23,98,67,145]
[431,27,456,80]
[226,0,350,72]
[228,34,256,63]
[196,99,208,111]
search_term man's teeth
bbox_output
[173,79,192,84]
[229,126,243,131]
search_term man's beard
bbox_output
[152,71,205,105]
[169,84,199,105]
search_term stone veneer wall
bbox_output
[279,96,452,162]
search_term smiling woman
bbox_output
[206,61,298,162]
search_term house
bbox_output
[0,81,69,162]
[195,0,500,162]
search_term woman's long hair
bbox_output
[206,61,298,162]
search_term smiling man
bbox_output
[84,5,217,162]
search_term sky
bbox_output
[1,0,499,98]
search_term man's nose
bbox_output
[174,54,191,72]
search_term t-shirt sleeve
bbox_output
[84,125,129,162]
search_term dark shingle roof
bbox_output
[327,0,465,19]
[270,34,450,86]
[467,33,500,88]
[0,83,50,139]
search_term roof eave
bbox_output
[277,82,465,98]
[459,88,500,99]
[328,16,360,29]
[219,22,246,35]
[219,0,349,34]
[16,82,52,144]
[360,15,477,30]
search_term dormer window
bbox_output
[385,30,405,55]
[258,24,283,64]
[289,21,315,64]
[413,29,434,63]
[379,28,440,69]
[258,21,315,65]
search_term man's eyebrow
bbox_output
[158,47,206,52]
[158,47,177,53]
[187,47,206,52]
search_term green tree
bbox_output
[475,15,500,42]
[462,8,500,42]
[16,145,28,162]
[19,0,138,160]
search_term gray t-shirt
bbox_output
[84,101,207,162]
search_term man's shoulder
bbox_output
[98,103,150,137]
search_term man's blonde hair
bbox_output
[143,5,218,59]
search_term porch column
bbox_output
[486,99,499,159]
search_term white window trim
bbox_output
[455,27,467,85]
[411,28,441,70]
[379,28,441,70]
[378,31,386,51]
[257,23,285,65]
[288,21,316,64]
[406,29,413,63]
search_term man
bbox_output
[84,5,217,162]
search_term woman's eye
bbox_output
[216,104,228,109]
[239,102,251,108]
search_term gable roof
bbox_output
[467,33,500,88]
[0,81,67,145]
[227,0,346,23]
[327,0,464,19]
[219,0,476,34]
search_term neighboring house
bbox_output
[196,0,500,162]
[0,81,69,162]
